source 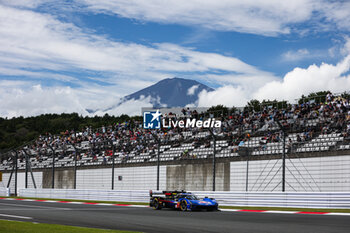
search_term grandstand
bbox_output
[1,92,350,192]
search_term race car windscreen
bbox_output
[185,195,199,200]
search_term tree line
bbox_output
[0,113,141,152]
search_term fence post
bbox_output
[282,131,286,192]
[213,136,216,191]
[246,137,250,192]
[275,119,286,192]
[23,149,36,189]
[48,145,55,189]
[111,140,115,190]
[157,139,160,191]
[25,150,28,189]
[6,161,14,189]
[15,151,18,196]
[208,128,216,191]
[72,144,78,189]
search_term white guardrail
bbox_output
[20,189,150,203]
[19,189,350,209]
[0,187,10,197]
[192,191,350,209]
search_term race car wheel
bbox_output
[153,198,162,210]
[180,200,188,211]
[207,205,218,211]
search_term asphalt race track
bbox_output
[0,199,349,233]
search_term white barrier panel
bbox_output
[192,191,350,209]
[20,189,150,203]
[0,187,10,197]
[19,189,350,209]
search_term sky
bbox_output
[1,0,350,117]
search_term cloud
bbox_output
[0,5,268,82]
[0,82,88,118]
[0,4,280,117]
[6,54,349,117]
[341,37,350,55]
[196,52,350,107]
[282,49,310,61]
[96,96,154,117]
[197,86,249,108]
[198,36,350,107]
[2,3,350,117]
[320,1,350,31]
[253,55,350,102]
[79,0,312,36]
[78,0,350,36]
[202,73,278,94]
[281,48,336,62]
[7,1,350,37]
[187,85,199,96]
[0,0,47,8]
[0,80,151,118]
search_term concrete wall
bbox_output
[42,169,74,189]
[166,163,230,191]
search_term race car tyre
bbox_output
[207,205,218,211]
[180,200,188,211]
[153,198,162,210]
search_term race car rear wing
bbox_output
[149,190,189,197]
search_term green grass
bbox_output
[2,196,350,213]
[0,220,139,233]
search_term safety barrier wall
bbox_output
[20,188,150,202]
[19,189,350,209]
[4,155,350,192]
[0,187,10,197]
[192,191,350,209]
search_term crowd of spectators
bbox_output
[1,92,350,166]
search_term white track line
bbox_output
[128,205,148,208]
[264,211,296,214]
[0,202,71,210]
[326,213,350,216]
[220,209,350,216]
[220,209,241,212]
[38,200,57,203]
[0,214,32,219]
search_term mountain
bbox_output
[122,77,214,108]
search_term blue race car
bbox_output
[150,190,218,211]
